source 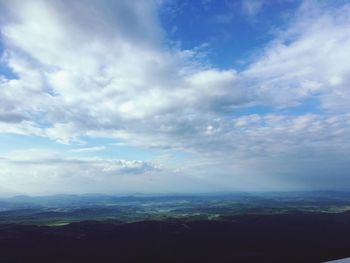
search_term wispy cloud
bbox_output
[0,149,164,194]
[241,0,264,16]
[69,146,106,153]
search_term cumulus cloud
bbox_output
[0,0,245,142]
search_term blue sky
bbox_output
[160,0,300,69]
[0,0,350,196]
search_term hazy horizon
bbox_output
[2,189,350,199]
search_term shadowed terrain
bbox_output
[1,193,350,262]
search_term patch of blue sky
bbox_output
[0,134,69,155]
[160,0,301,70]
[0,35,17,80]
[78,136,193,165]
[231,97,322,117]
[75,137,163,161]
[232,105,274,117]
[282,97,322,116]
[0,133,183,163]
[0,63,17,80]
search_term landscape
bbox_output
[1,192,350,262]
[1,0,350,262]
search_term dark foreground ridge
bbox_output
[1,211,350,263]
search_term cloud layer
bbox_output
[0,149,163,195]
[0,0,350,194]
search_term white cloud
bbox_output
[244,2,350,111]
[241,0,264,16]
[0,121,43,137]
[0,0,246,143]
[69,146,106,153]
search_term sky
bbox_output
[0,0,350,196]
